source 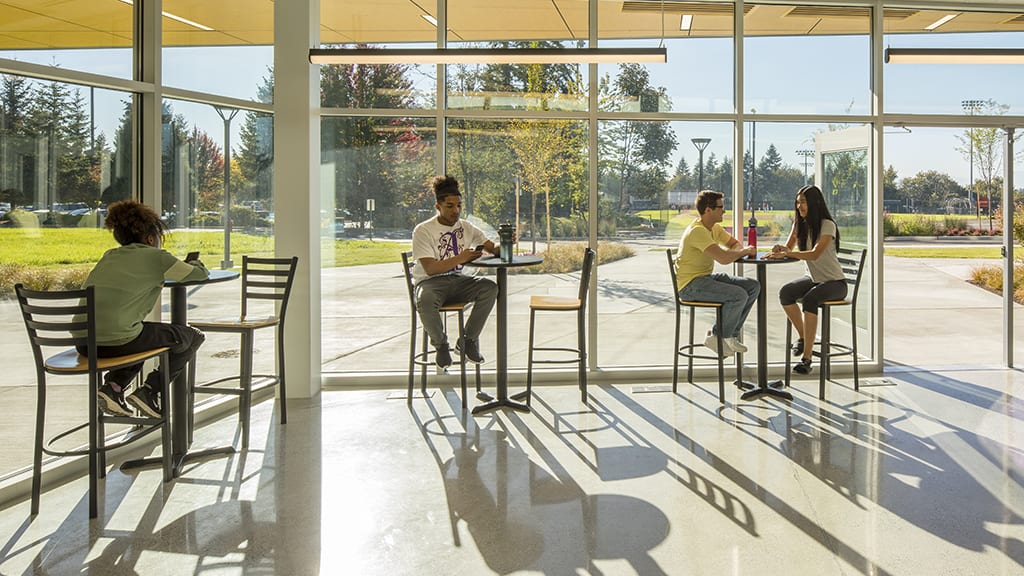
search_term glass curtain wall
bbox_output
[319,115,437,371]
[882,8,1024,368]
[0,0,140,479]
[318,0,883,376]
[0,1,276,478]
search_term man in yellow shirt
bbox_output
[674,190,759,356]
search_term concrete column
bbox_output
[274,0,321,398]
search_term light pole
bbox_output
[215,106,239,269]
[962,99,984,229]
[749,108,756,211]
[691,137,711,193]
[796,149,814,184]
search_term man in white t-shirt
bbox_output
[411,175,501,368]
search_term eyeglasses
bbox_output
[713,204,725,210]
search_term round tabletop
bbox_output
[164,269,240,288]
[742,253,797,265]
[465,255,544,269]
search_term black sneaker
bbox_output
[793,357,813,374]
[97,382,131,417]
[127,385,162,418]
[435,343,453,369]
[457,337,484,364]
[791,338,804,357]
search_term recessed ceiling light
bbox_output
[679,15,693,32]
[925,14,958,31]
[117,0,213,31]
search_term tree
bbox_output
[598,64,677,211]
[900,170,964,212]
[757,143,784,207]
[0,74,34,199]
[957,99,1008,226]
[189,127,225,211]
[236,71,274,207]
[27,81,98,211]
[882,165,903,210]
[509,119,577,250]
[319,51,421,228]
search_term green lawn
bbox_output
[885,246,1002,259]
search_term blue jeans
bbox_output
[678,273,760,338]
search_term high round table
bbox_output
[737,253,797,402]
[121,269,240,475]
[464,255,543,414]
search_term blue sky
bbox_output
[3,31,1022,188]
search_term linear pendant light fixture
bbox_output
[884,47,1024,64]
[309,47,667,65]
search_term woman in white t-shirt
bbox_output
[767,185,847,374]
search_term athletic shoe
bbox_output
[97,382,131,417]
[457,337,485,364]
[127,385,162,418]
[791,338,805,357]
[793,357,813,374]
[725,337,748,354]
[703,332,726,357]
[435,343,453,369]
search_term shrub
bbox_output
[942,215,968,231]
[513,241,634,275]
[0,263,90,298]
[902,215,941,236]
[883,214,899,237]
[970,259,1024,305]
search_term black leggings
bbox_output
[78,321,205,390]
[779,277,848,315]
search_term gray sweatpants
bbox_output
[414,274,498,348]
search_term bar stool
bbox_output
[666,249,740,403]
[785,247,867,399]
[523,247,596,404]
[401,251,480,409]
[15,284,173,518]
[189,255,298,450]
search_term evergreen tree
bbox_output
[27,81,99,210]
[0,74,35,202]
[236,71,274,207]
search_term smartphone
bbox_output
[185,251,200,263]
[474,244,486,252]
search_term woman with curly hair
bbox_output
[768,185,847,375]
[77,200,208,417]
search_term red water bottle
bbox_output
[747,211,758,249]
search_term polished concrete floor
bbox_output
[0,366,1021,575]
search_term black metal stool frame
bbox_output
[16,284,173,519]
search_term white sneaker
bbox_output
[725,337,748,354]
[704,332,726,357]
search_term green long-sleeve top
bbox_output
[80,243,209,346]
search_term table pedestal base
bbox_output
[472,398,530,415]
[120,446,235,476]
[739,380,793,401]
[733,379,756,391]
